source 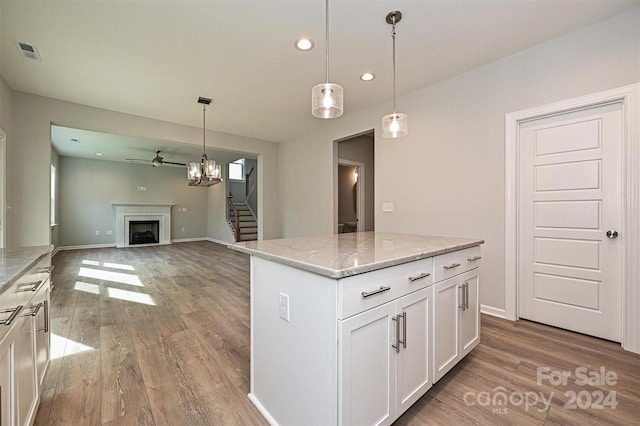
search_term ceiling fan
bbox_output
[126,150,186,167]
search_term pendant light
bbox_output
[382,11,408,139]
[188,97,222,187]
[311,0,343,119]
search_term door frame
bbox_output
[504,84,639,353]
[0,127,5,249]
[337,159,365,233]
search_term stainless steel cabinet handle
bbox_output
[464,282,469,310]
[401,312,407,349]
[443,263,461,270]
[37,301,49,333]
[408,272,431,282]
[30,302,44,317]
[38,265,55,273]
[467,256,482,262]
[361,286,391,298]
[459,285,465,310]
[1,305,23,326]
[18,280,43,292]
[392,315,400,353]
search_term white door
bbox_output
[519,102,622,341]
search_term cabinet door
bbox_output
[15,313,36,426]
[0,332,16,426]
[460,269,480,357]
[339,302,396,426]
[433,276,460,382]
[34,281,50,387]
[396,287,432,414]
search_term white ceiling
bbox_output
[1,0,638,154]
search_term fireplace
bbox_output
[129,220,160,245]
[113,203,174,248]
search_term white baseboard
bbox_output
[480,304,507,319]
[171,237,208,243]
[206,237,233,246]
[248,393,279,426]
[56,243,116,252]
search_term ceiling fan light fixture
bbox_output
[188,97,222,187]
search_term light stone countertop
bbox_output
[229,232,484,279]
[0,246,51,296]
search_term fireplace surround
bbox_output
[113,203,174,248]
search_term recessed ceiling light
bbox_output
[95,152,103,156]
[295,38,314,51]
[360,72,375,81]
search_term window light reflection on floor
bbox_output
[50,333,94,360]
[78,267,143,286]
[81,260,100,266]
[74,281,100,294]
[106,287,156,305]
[103,262,135,271]
[73,281,155,305]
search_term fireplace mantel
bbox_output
[113,203,174,248]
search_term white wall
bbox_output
[7,91,281,247]
[279,9,640,312]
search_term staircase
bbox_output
[228,202,257,242]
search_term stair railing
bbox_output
[245,166,255,196]
[227,193,241,242]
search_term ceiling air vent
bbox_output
[15,41,42,61]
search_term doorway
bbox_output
[334,130,375,234]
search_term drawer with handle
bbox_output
[433,245,481,282]
[338,257,434,319]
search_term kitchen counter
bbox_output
[231,232,483,425]
[229,231,484,278]
[0,246,51,296]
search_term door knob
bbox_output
[606,230,619,239]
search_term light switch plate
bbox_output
[279,292,290,321]
[382,202,394,212]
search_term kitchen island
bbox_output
[230,232,484,426]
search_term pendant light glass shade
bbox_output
[381,112,408,138]
[312,83,343,119]
[188,97,222,187]
[311,0,343,119]
[382,11,407,139]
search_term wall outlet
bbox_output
[182,207,187,212]
[95,230,100,236]
[382,202,394,212]
[137,186,147,191]
[279,292,290,321]
[106,230,112,235]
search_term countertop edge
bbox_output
[229,239,484,279]
[0,246,51,296]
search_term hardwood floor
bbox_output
[35,242,639,425]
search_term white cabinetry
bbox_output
[433,247,481,382]
[339,287,433,426]
[0,250,51,426]
[244,238,481,426]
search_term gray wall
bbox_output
[278,9,640,313]
[5,92,280,247]
[58,157,208,247]
[337,134,374,231]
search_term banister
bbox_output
[245,166,255,196]
[227,193,241,242]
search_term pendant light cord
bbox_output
[325,0,330,84]
[391,16,397,115]
[202,104,207,157]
